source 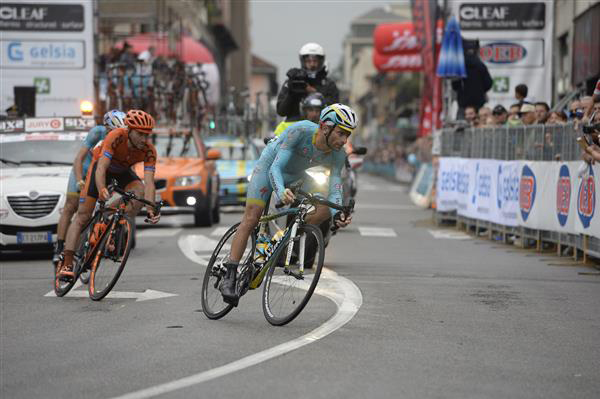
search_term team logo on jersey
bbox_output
[577,165,596,228]
[519,165,536,221]
[556,165,571,227]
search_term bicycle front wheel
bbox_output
[201,222,256,319]
[262,224,325,326]
[89,216,133,301]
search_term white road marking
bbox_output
[137,228,182,238]
[355,204,416,210]
[358,227,397,237]
[428,229,472,240]
[44,288,178,302]
[210,226,230,236]
[109,267,361,399]
[107,234,363,399]
[178,234,223,265]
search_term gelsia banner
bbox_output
[437,158,520,226]
[438,158,599,238]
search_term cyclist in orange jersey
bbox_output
[58,110,161,278]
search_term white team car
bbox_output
[0,117,94,251]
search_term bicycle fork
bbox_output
[284,221,305,278]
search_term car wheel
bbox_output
[194,196,213,227]
[212,194,220,224]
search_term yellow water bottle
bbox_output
[272,229,285,243]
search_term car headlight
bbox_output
[174,175,202,186]
[306,170,329,186]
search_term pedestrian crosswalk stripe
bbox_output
[428,229,472,240]
[137,228,182,238]
[358,227,397,237]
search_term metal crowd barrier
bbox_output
[435,123,599,265]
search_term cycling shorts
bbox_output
[66,171,80,197]
[80,160,141,202]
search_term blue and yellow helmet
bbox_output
[319,103,358,134]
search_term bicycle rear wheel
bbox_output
[201,222,256,319]
[89,216,133,301]
[262,224,325,326]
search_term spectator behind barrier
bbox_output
[492,105,508,126]
[507,103,522,126]
[535,102,550,124]
[520,103,537,125]
[515,83,528,105]
[478,106,493,126]
[546,111,568,125]
[464,105,478,126]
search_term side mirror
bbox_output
[206,148,221,160]
[353,147,367,155]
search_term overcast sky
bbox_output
[250,0,398,84]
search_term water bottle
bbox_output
[272,229,285,243]
[254,233,270,264]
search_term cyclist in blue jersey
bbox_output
[219,103,358,304]
[53,110,127,266]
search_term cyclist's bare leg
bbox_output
[123,180,145,218]
[57,194,80,240]
[305,204,330,226]
[221,202,264,304]
[229,202,264,263]
[59,197,95,276]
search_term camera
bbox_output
[286,68,308,93]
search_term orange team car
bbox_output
[134,128,221,226]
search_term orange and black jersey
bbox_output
[93,128,157,173]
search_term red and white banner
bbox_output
[374,21,443,55]
[372,52,423,72]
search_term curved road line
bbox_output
[109,234,363,399]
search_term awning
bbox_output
[116,33,214,64]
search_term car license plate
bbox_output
[17,231,52,244]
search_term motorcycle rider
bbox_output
[275,43,339,131]
[274,92,325,136]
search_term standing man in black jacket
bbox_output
[276,42,339,124]
[451,39,493,120]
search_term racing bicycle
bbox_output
[201,184,354,326]
[54,181,163,300]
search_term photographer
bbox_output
[581,101,600,163]
[276,43,339,123]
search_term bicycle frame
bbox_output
[247,203,314,289]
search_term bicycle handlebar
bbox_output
[107,180,165,213]
[273,183,355,232]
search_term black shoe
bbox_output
[220,263,239,306]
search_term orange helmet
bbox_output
[125,110,155,133]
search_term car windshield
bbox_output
[0,132,85,167]
[151,133,199,157]
[206,141,258,160]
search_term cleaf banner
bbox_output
[451,0,553,107]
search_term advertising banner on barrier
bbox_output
[438,158,599,238]
[437,158,520,226]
